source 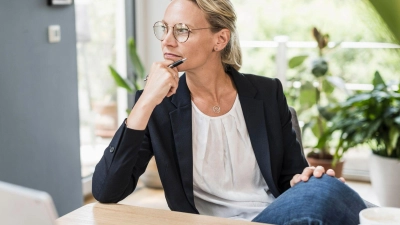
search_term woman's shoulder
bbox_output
[241,73,277,83]
[239,72,283,93]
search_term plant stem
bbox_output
[317,114,326,158]
[316,78,326,158]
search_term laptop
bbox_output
[0,180,58,225]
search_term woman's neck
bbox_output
[186,64,234,102]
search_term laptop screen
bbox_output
[0,180,58,225]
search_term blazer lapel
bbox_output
[169,75,198,212]
[230,68,280,196]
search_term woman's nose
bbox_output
[162,28,178,47]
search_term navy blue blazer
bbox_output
[92,67,308,214]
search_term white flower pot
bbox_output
[369,153,400,207]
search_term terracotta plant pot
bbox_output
[92,102,118,138]
[306,157,345,178]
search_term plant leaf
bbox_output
[365,119,382,139]
[299,81,317,108]
[373,71,386,89]
[342,93,371,107]
[311,116,326,139]
[318,105,335,121]
[394,116,400,125]
[315,130,330,149]
[288,55,308,69]
[388,127,400,156]
[311,58,328,77]
[302,121,315,135]
[128,38,146,80]
[369,0,400,44]
[133,81,141,92]
[109,65,134,92]
[326,76,352,96]
[322,78,335,94]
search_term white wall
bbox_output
[135,0,170,71]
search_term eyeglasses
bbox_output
[153,21,212,43]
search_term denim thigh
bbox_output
[252,175,367,225]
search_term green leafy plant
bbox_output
[109,37,145,94]
[325,72,400,163]
[288,27,346,160]
[369,0,400,44]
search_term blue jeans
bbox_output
[252,175,367,225]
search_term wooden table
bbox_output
[57,203,268,225]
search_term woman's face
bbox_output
[161,0,217,72]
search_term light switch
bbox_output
[48,25,61,43]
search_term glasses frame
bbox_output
[153,21,212,43]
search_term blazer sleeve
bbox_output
[274,78,309,192]
[92,91,154,203]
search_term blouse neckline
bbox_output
[191,94,239,119]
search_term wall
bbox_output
[135,0,170,71]
[0,0,82,216]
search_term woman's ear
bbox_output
[214,28,230,52]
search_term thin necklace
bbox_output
[212,105,221,113]
[191,80,229,114]
[212,78,230,113]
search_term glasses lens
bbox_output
[174,23,190,43]
[153,21,167,41]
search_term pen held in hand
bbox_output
[144,58,187,81]
[168,58,187,68]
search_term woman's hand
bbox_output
[141,61,180,106]
[290,166,346,187]
[126,60,179,130]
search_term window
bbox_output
[75,0,119,179]
[231,0,400,180]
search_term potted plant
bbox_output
[109,37,145,99]
[288,27,347,176]
[326,71,400,206]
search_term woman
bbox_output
[92,0,367,224]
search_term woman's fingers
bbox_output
[165,67,179,97]
[166,81,178,97]
[290,174,301,187]
[300,166,316,182]
[143,61,180,104]
[290,166,318,186]
[326,168,335,177]
[312,165,326,178]
[291,166,346,187]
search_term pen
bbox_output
[144,58,187,81]
[168,58,187,68]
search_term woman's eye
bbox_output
[176,28,189,34]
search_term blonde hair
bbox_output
[188,0,242,71]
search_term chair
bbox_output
[289,107,303,152]
[289,107,377,208]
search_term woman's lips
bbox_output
[164,53,182,60]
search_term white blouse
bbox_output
[191,95,275,221]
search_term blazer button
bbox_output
[110,147,115,153]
